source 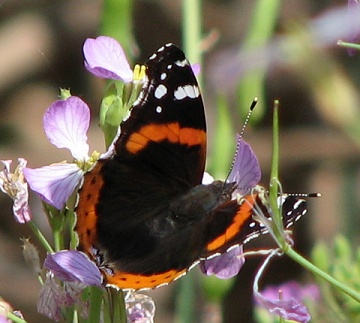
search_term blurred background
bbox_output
[1,0,360,322]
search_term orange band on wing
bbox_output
[104,268,187,290]
[75,162,104,255]
[206,196,255,252]
[126,122,206,154]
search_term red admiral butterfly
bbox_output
[75,43,306,290]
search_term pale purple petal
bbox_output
[261,281,320,303]
[37,275,63,321]
[255,293,311,323]
[0,158,32,223]
[191,63,201,76]
[45,250,102,287]
[23,163,83,210]
[44,97,90,160]
[126,293,155,323]
[0,298,12,323]
[83,36,133,82]
[253,252,311,323]
[227,137,261,194]
[200,245,245,278]
[12,184,32,223]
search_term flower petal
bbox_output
[45,250,102,287]
[200,245,245,279]
[228,137,261,195]
[0,158,32,223]
[23,163,83,209]
[43,97,90,160]
[253,251,311,323]
[37,275,63,321]
[191,63,201,76]
[83,36,133,82]
[126,293,155,323]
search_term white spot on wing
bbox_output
[175,59,188,67]
[160,73,167,80]
[154,84,167,99]
[149,53,156,60]
[157,46,165,52]
[156,106,162,113]
[174,85,200,100]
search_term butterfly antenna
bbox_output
[284,192,322,198]
[227,97,258,179]
[238,97,258,142]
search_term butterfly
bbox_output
[75,43,307,290]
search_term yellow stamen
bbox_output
[132,64,146,81]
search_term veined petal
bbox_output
[0,158,32,223]
[227,137,261,195]
[37,275,63,321]
[83,36,133,82]
[45,250,102,287]
[253,251,311,323]
[43,97,90,160]
[23,163,83,210]
[200,245,245,279]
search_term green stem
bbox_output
[238,0,281,121]
[7,312,28,323]
[269,100,283,238]
[285,247,360,303]
[101,0,133,57]
[88,286,103,323]
[28,221,53,253]
[104,287,126,323]
[337,40,360,51]
[182,0,203,86]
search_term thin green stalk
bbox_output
[101,0,133,57]
[182,0,203,86]
[285,247,360,304]
[103,287,126,323]
[211,94,235,179]
[28,221,53,253]
[88,286,103,323]
[238,0,281,121]
[337,40,360,51]
[7,312,28,323]
[175,273,197,323]
[269,100,283,238]
[51,211,65,252]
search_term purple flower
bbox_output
[38,274,88,321]
[126,293,155,323]
[83,36,133,82]
[23,96,96,209]
[227,136,261,195]
[0,298,11,323]
[200,136,260,279]
[44,250,102,287]
[254,251,313,323]
[260,281,320,304]
[0,158,32,223]
[200,245,245,279]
